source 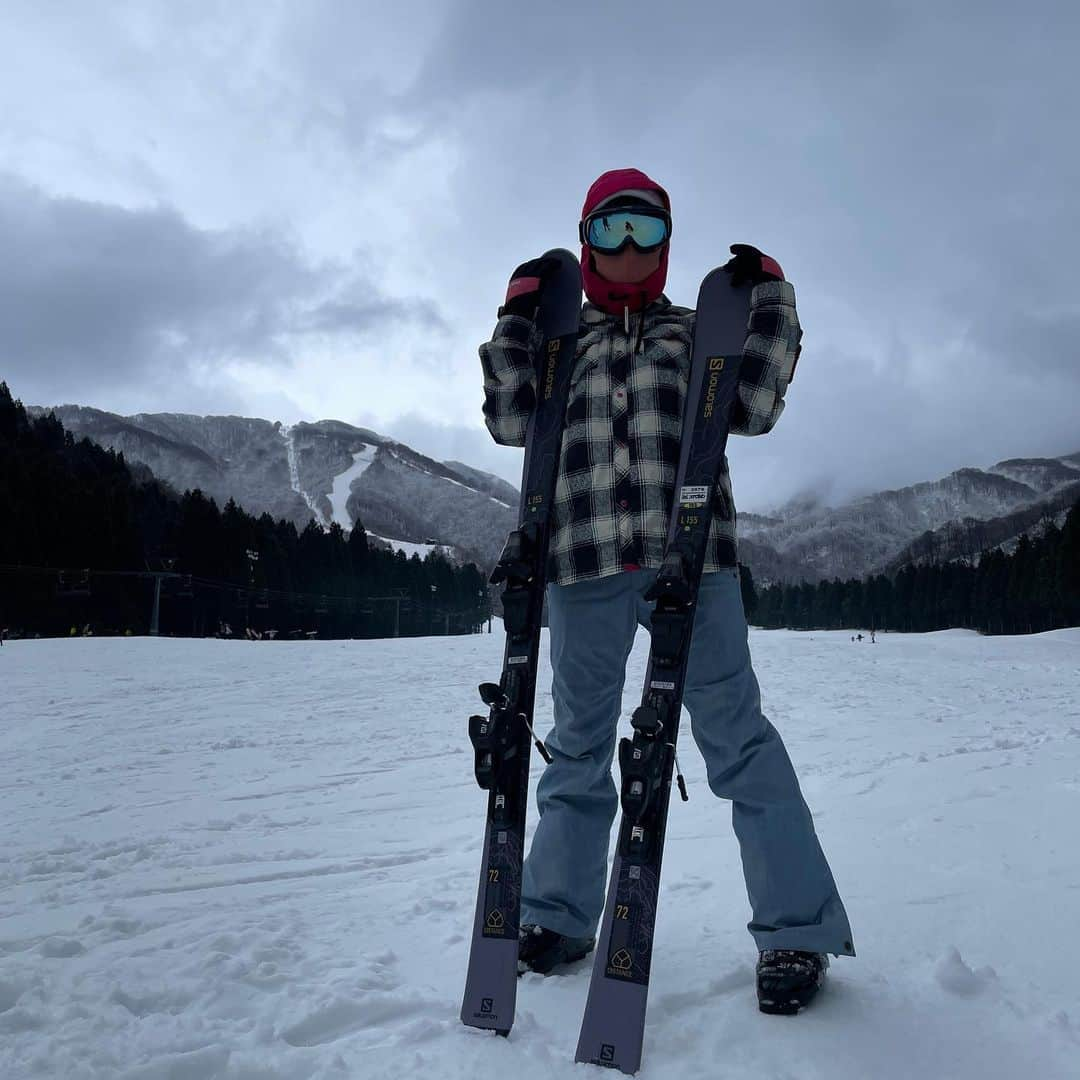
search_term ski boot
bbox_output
[757,949,829,1015]
[518,924,595,975]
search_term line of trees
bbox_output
[749,504,1080,635]
[0,382,489,639]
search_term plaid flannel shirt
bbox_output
[480,280,802,586]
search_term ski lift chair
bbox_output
[56,570,92,598]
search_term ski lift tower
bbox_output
[245,548,259,632]
[146,557,178,636]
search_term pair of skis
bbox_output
[462,250,753,1074]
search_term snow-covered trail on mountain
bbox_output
[327,447,377,530]
[280,425,325,525]
[3,628,1079,1079]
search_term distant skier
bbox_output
[480,168,854,1014]
[870,630,876,644]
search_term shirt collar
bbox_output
[582,293,672,325]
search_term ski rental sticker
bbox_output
[678,485,709,507]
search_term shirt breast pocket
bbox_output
[564,334,606,427]
[630,339,689,437]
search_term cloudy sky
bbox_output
[1,0,1077,510]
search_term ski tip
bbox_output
[701,264,751,291]
[541,247,580,265]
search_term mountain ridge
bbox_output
[28,405,516,568]
[741,454,1080,582]
[28,401,1079,584]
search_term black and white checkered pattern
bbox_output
[480,280,802,586]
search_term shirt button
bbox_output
[619,499,630,509]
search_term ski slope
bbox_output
[367,534,447,560]
[2,628,1079,1079]
[327,447,377,530]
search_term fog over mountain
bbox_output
[741,455,1080,583]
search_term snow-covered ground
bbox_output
[367,534,447,560]
[3,628,1079,1079]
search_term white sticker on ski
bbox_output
[679,485,709,506]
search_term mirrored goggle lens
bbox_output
[585,210,670,252]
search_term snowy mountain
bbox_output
[29,405,517,568]
[28,401,1080,583]
[739,454,1080,583]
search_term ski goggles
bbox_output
[579,207,672,254]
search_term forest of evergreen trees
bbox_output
[0,382,489,639]
[748,506,1080,635]
[3,379,1077,641]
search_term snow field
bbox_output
[2,628,1079,1079]
[366,535,447,560]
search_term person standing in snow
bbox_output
[480,168,854,1014]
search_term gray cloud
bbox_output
[302,296,447,336]
[0,176,445,408]
[1,1,1076,507]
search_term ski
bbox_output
[461,249,582,1037]
[575,267,753,1074]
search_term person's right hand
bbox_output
[498,256,559,319]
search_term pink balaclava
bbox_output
[580,167,671,316]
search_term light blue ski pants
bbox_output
[521,567,855,957]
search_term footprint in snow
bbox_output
[934,946,997,997]
[280,993,429,1046]
[666,876,713,896]
[38,937,86,959]
[0,978,32,1013]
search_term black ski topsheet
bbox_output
[575,268,753,1074]
[461,250,582,1037]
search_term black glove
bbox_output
[722,244,785,287]
[498,256,559,319]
